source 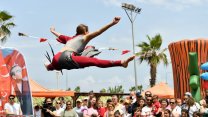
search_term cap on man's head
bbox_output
[83,97,88,101]
[9,94,15,98]
[76,99,82,103]
[185,92,192,97]
[136,92,142,97]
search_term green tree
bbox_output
[129,85,143,92]
[74,86,80,92]
[100,88,107,93]
[136,34,168,87]
[66,87,71,91]
[107,85,124,93]
[0,11,15,44]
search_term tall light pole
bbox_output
[121,3,141,92]
[56,71,60,89]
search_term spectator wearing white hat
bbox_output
[73,99,83,117]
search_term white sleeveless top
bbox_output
[65,35,87,53]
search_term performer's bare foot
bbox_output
[44,63,49,71]
[121,55,135,68]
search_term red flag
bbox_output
[122,50,130,55]
[39,38,47,42]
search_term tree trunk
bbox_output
[150,64,157,87]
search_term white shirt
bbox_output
[182,102,200,117]
[54,108,64,116]
[4,102,21,115]
[170,106,181,117]
[141,106,154,117]
[34,109,41,117]
[121,106,132,117]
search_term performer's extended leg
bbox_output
[72,55,135,68]
[72,55,121,68]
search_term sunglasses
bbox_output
[145,94,151,97]
[9,98,15,100]
[67,104,71,105]
[170,102,175,104]
[56,102,61,104]
[146,99,152,101]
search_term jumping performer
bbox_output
[44,17,135,71]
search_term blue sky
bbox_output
[1,0,208,92]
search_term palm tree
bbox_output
[0,11,15,44]
[129,85,143,92]
[107,85,124,93]
[136,34,168,87]
[74,86,80,92]
[100,88,107,93]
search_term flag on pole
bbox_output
[122,50,130,55]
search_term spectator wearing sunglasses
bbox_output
[169,98,181,117]
[144,91,152,100]
[61,100,78,117]
[4,94,22,116]
[141,96,154,117]
[53,100,64,117]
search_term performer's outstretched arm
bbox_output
[84,17,120,43]
[50,26,61,37]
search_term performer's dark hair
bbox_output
[76,24,88,35]
[10,65,22,76]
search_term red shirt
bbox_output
[98,107,106,117]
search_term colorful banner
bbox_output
[0,47,33,115]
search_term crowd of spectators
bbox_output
[31,89,208,117]
[3,89,201,117]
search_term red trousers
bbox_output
[71,54,122,68]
